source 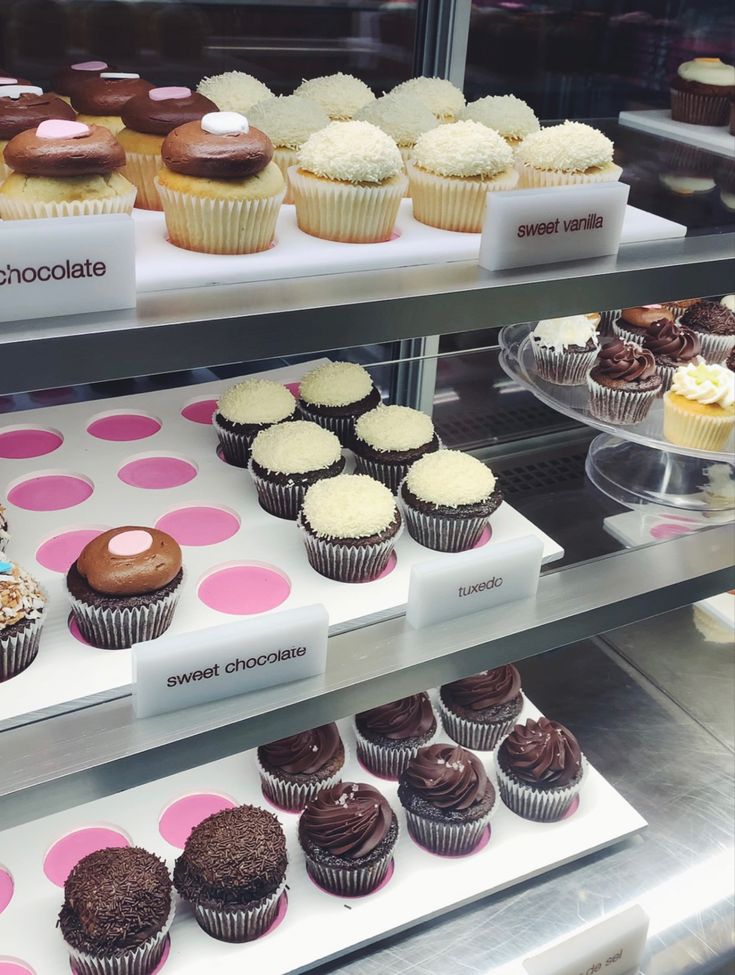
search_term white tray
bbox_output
[0,694,646,975]
[619,108,735,158]
[0,361,563,726]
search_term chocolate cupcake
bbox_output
[496,717,586,822]
[257,723,345,811]
[643,320,702,390]
[670,58,735,127]
[0,559,46,682]
[439,665,523,751]
[613,305,675,345]
[662,297,699,318]
[66,527,183,649]
[174,805,287,942]
[587,339,661,424]
[297,361,381,445]
[727,346,735,373]
[354,692,439,779]
[58,846,174,975]
[299,782,398,896]
[214,379,296,468]
[249,420,345,519]
[51,60,111,102]
[353,405,440,493]
[398,743,496,854]
[530,314,600,385]
[680,300,735,363]
[71,72,153,134]
[0,503,8,553]
[0,84,75,177]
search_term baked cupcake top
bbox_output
[516,121,614,174]
[51,60,110,97]
[405,450,496,507]
[0,85,75,140]
[71,72,153,115]
[392,76,465,121]
[299,360,374,407]
[301,474,397,540]
[298,119,403,183]
[532,314,600,352]
[413,119,513,178]
[217,378,296,425]
[248,94,329,150]
[4,120,124,177]
[197,71,272,114]
[498,717,582,787]
[299,782,393,858]
[403,743,490,810]
[0,560,45,630]
[250,420,341,474]
[458,94,540,142]
[294,73,375,120]
[643,321,701,363]
[59,847,172,954]
[356,692,436,741]
[162,112,274,179]
[121,86,216,135]
[75,527,182,596]
[442,665,521,711]
[619,305,674,328]
[675,58,735,88]
[670,362,735,408]
[590,339,658,385]
[259,723,342,773]
[721,294,735,312]
[355,91,438,148]
[355,404,434,452]
[681,300,735,336]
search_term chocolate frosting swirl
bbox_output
[404,743,488,810]
[681,300,735,336]
[52,62,111,97]
[162,119,273,178]
[499,717,582,787]
[643,320,701,361]
[356,693,435,740]
[71,75,153,115]
[619,305,673,328]
[593,339,658,381]
[4,122,125,176]
[300,783,393,858]
[443,665,521,711]
[260,723,341,773]
[121,89,217,136]
[0,91,75,140]
[76,526,182,596]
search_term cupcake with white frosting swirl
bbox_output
[515,121,621,188]
[530,314,601,385]
[663,362,735,451]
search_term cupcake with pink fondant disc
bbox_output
[0,84,75,177]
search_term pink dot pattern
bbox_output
[0,869,13,915]
[7,475,93,512]
[87,414,161,442]
[155,507,240,547]
[36,529,106,573]
[181,399,217,425]
[118,457,197,490]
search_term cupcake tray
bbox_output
[618,109,735,159]
[0,694,647,975]
[0,360,564,727]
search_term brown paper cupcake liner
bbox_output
[68,578,182,650]
[407,161,518,233]
[192,881,285,943]
[257,749,347,811]
[496,756,586,823]
[248,456,345,520]
[0,613,44,682]
[304,849,393,897]
[405,806,494,855]
[587,376,658,425]
[0,186,137,220]
[123,151,162,210]
[438,698,518,751]
[67,901,174,975]
[663,395,735,451]
[695,332,735,364]
[399,494,496,553]
[531,344,598,385]
[670,88,730,127]
[297,516,402,583]
[353,720,440,779]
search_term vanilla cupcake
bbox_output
[353,405,439,492]
[515,121,622,187]
[290,120,406,242]
[297,360,381,443]
[407,120,517,232]
[458,94,540,147]
[214,378,296,467]
[294,73,374,120]
[663,362,735,451]
[197,71,272,115]
[249,94,329,203]
[356,91,438,166]
[392,76,465,122]
[70,72,153,135]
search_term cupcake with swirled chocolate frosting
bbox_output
[257,722,345,811]
[354,692,439,779]
[439,665,523,751]
[587,339,661,424]
[643,320,702,391]
[612,305,674,345]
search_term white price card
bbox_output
[406,534,543,629]
[479,181,630,272]
[0,213,136,323]
[133,603,329,718]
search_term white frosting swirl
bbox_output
[677,59,735,87]
[298,120,402,183]
[531,315,600,353]
[302,474,397,539]
[670,362,735,408]
[406,450,496,507]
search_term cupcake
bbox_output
[728,347,735,373]
[663,361,735,451]
[662,297,699,318]
[613,304,675,344]
[587,339,661,424]
[296,360,381,444]
[353,404,439,492]
[400,450,502,552]
[71,72,153,134]
[257,722,345,811]
[659,173,716,196]
[157,111,285,255]
[299,782,398,896]
[58,847,174,975]
[249,94,329,203]
[680,300,735,363]
[298,473,402,583]
[174,805,287,942]
[391,76,465,122]
[458,94,540,147]
[515,120,622,187]
[670,58,735,127]
[213,378,296,468]
[721,294,735,312]
[196,71,272,115]
[0,84,75,177]
[0,503,8,553]
[66,527,183,650]
[118,86,216,210]
[249,420,345,519]
[439,665,523,750]
[354,692,439,779]
[50,60,110,103]
[0,560,46,682]
[496,717,586,822]
[290,120,406,243]
[398,743,496,854]
[355,91,438,167]
[530,314,601,385]
[0,120,136,220]
[642,320,702,390]
[294,73,374,120]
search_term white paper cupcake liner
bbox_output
[516,161,622,188]
[531,344,598,386]
[67,900,175,975]
[0,185,137,220]
[273,147,299,204]
[0,613,44,682]
[599,310,620,335]
[192,880,285,943]
[123,151,162,210]
[670,88,730,127]
[587,375,658,425]
[304,849,393,897]
[407,161,519,233]
[496,756,587,823]
[353,454,413,494]
[404,804,494,855]
[257,748,347,811]
[297,514,402,583]
[353,719,440,779]
[694,331,735,364]
[296,402,356,445]
[68,578,182,650]
[213,413,259,468]
[399,497,491,553]
[249,456,345,520]
[438,697,519,751]
[663,395,735,451]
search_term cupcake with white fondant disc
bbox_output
[213,378,296,468]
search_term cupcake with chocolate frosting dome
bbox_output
[392,76,465,122]
[197,71,272,115]
[0,84,75,177]
[71,72,153,134]
[294,72,374,120]
[249,94,329,202]
[353,404,439,492]
[439,665,523,750]
[297,360,381,444]
[1,559,46,682]
[516,120,621,188]
[587,339,661,424]
[613,305,675,345]
[213,378,296,468]
[51,60,111,103]
[257,722,345,811]
[354,692,439,779]
[680,300,735,363]
[458,94,539,146]
[643,320,702,390]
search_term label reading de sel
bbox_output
[479,181,630,272]
[406,534,543,629]
[133,603,329,718]
[0,213,136,323]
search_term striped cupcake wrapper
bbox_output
[0,613,44,682]
[249,456,345,521]
[297,514,402,583]
[611,323,648,346]
[213,414,255,468]
[353,720,440,780]
[304,850,393,897]
[587,376,658,425]
[257,751,346,811]
[695,331,735,365]
[67,901,175,975]
[438,698,517,751]
[532,344,599,386]
[68,578,182,650]
[399,500,489,553]
[670,88,730,127]
[496,756,587,823]
[296,403,355,446]
[192,881,285,943]
[405,805,494,855]
[353,454,410,494]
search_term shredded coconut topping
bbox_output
[294,73,375,120]
[217,379,296,425]
[459,95,539,141]
[406,450,496,506]
[532,315,600,353]
[356,91,438,147]
[251,420,342,474]
[248,94,329,149]
[413,120,513,178]
[516,121,614,174]
[299,361,374,407]
[355,405,434,452]
[298,120,402,183]
[392,77,465,120]
[197,71,272,114]
[302,474,397,539]
[0,562,46,630]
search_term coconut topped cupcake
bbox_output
[721,294,735,312]
[294,72,374,120]
[250,420,342,474]
[392,76,465,121]
[197,71,272,114]
[404,450,495,507]
[356,91,438,150]
[0,86,75,141]
[0,560,45,629]
[458,94,539,145]
[3,120,124,176]
[355,404,435,452]
[249,94,329,150]
[532,314,600,352]
[121,86,216,135]
[300,360,374,407]
[217,378,296,425]
[301,473,397,540]
[412,119,513,178]
[517,120,615,175]
[298,119,402,184]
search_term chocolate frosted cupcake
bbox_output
[662,297,699,318]
[51,60,111,102]
[0,84,75,177]
[613,305,675,345]
[71,71,153,134]
[0,503,8,553]
[299,782,398,896]
[530,314,600,385]
[354,692,439,779]
[66,527,183,649]
[439,665,523,751]
[496,717,586,822]
[670,58,735,127]
[680,300,735,363]
[257,722,345,811]
[174,805,287,942]
[398,743,496,855]
[249,420,345,519]
[727,346,735,373]
[587,339,661,424]
[214,379,296,468]
[643,320,702,391]
[297,361,381,445]
[58,846,174,975]
[0,560,46,682]
[353,405,439,493]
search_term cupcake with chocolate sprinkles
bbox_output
[214,378,296,468]
[174,804,287,942]
[354,692,439,779]
[257,722,345,811]
[353,404,440,493]
[680,300,735,364]
[58,846,174,975]
[439,665,523,750]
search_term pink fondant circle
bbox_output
[8,474,93,511]
[87,413,161,442]
[159,793,237,848]
[0,868,13,915]
[108,529,153,556]
[36,528,106,573]
[0,428,62,459]
[198,564,291,615]
[37,119,89,139]
[72,61,107,71]
[181,399,217,424]
[150,86,190,100]
[118,456,197,490]
[155,507,240,546]
[44,827,130,887]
